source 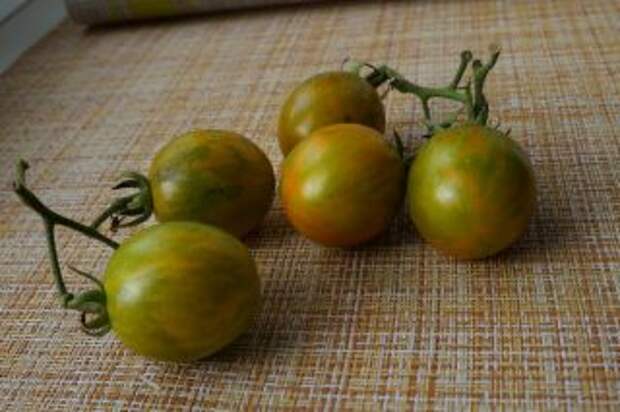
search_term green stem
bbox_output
[14,163,119,250]
[370,58,472,131]
[356,46,501,133]
[464,81,475,120]
[381,66,469,103]
[44,220,71,303]
[384,65,471,132]
[449,50,473,89]
[471,45,501,125]
[13,160,113,336]
[393,129,405,160]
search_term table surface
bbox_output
[1,0,619,410]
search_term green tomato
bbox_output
[149,130,275,238]
[278,71,385,156]
[104,222,261,361]
[407,123,536,259]
[280,124,405,247]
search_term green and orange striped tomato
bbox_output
[278,72,385,156]
[407,123,536,259]
[149,130,275,238]
[280,124,405,247]
[105,222,261,361]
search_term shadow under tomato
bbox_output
[242,213,298,250]
[197,295,314,366]
[490,195,572,264]
[187,218,420,367]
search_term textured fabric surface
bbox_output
[1,0,619,410]
[66,0,322,25]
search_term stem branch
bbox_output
[13,160,116,329]
[449,50,473,89]
[472,45,501,125]
[14,163,119,250]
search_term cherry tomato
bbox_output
[280,124,405,247]
[407,124,536,259]
[104,222,261,361]
[149,130,275,238]
[278,71,385,156]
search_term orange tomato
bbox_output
[278,72,385,156]
[280,124,405,247]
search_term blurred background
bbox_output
[1,0,323,72]
[1,0,65,72]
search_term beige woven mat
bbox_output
[1,0,619,410]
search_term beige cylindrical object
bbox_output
[65,0,322,25]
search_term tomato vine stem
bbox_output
[354,45,501,133]
[450,50,474,89]
[471,45,501,125]
[393,129,405,160]
[13,160,114,336]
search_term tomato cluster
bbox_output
[278,47,535,257]
[15,47,536,362]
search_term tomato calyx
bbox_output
[342,58,392,100]
[91,171,153,232]
[65,266,110,336]
[13,160,116,336]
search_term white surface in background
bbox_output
[0,0,66,74]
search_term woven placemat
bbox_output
[1,0,618,409]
